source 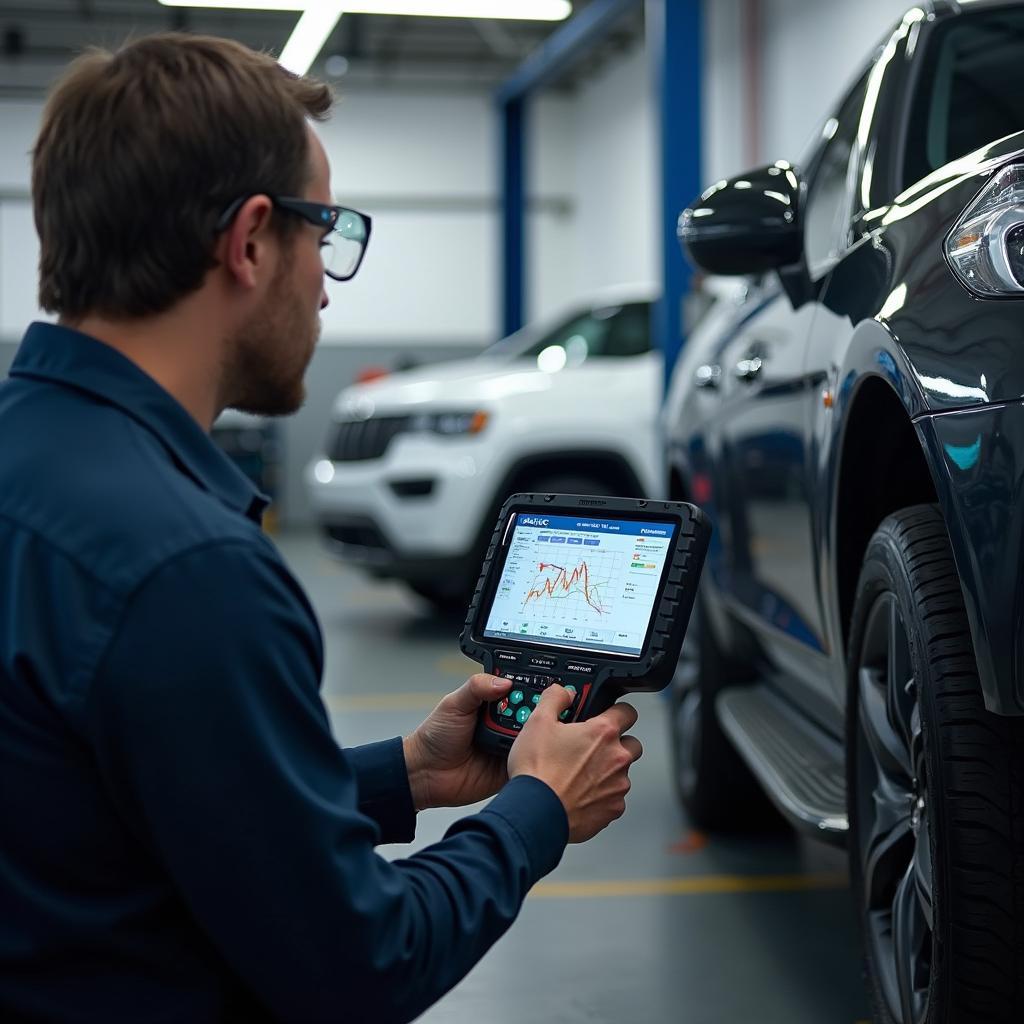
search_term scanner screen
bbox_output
[481,513,676,658]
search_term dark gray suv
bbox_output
[668,4,1024,1021]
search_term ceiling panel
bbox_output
[0,1,643,96]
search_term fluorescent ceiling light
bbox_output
[159,1,572,20]
[278,3,344,75]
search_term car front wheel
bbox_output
[847,504,1024,1024]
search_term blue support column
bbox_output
[500,97,526,338]
[648,0,702,388]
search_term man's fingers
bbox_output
[599,701,639,735]
[535,683,573,716]
[621,734,644,763]
[448,673,509,714]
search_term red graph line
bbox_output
[523,561,606,614]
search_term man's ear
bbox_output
[215,195,275,290]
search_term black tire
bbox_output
[847,504,1024,1024]
[668,593,780,832]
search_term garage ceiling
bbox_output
[0,0,643,95]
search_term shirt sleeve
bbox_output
[345,738,417,844]
[84,539,568,1024]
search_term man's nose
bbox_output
[320,286,329,311]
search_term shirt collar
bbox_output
[9,322,270,523]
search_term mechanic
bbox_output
[0,34,642,1023]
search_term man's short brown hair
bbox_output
[32,33,333,320]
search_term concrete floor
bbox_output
[278,530,872,1024]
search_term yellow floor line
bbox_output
[529,871,849,900]
[324,693,444,712]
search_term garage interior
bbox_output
[0,1,989,1023]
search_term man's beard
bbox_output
[224,262,319,417]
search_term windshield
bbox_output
[484,301,652,369]
[904,8,1024,187]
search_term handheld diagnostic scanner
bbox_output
[460,494,711,757]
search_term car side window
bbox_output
[803,71,870,276]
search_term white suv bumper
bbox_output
[305,432,500,577]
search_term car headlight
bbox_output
[946,163,1024,297]
[409,411,489,436]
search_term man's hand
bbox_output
[508,685,643,843]
[403,674,512,811]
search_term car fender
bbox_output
[827,310,1024,715]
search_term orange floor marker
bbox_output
[669,831,708,854]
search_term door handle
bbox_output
[734,356,763,383]
[695,364,722,389]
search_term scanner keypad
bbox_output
[491,671,584,731]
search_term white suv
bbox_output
[305,284,662,607]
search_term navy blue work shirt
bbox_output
[0,323,568,1023]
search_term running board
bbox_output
[716,686,849,843]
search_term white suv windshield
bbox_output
[484,302,652,367]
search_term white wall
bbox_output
[569,40,658,302]
[523,39,659,321]
[527,93,577,322]
[704,0,918,180]
[0,203,42,340]
[0,102,49,340]
[702,0,747,186]
[318,90,495,344]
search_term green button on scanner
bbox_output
[515,706,532,725]
[509,690,525,705]
[560,684,579,721]
[531,693,541,706]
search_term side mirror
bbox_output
[678,162,803,276]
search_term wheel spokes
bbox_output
[909,703,924,776]
[856,591,934,1024]
[886,599,915,748]
[913,806,934,931]
[860,667,913,781]
[861,789,912,909]
[892,861,930,1024]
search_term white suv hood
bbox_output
[333,353,661,417]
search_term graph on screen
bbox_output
[522,558,614,618]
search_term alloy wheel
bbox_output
[854,591,933,1024]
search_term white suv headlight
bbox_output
[946,163,1024,297]
[409,411,489,436]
